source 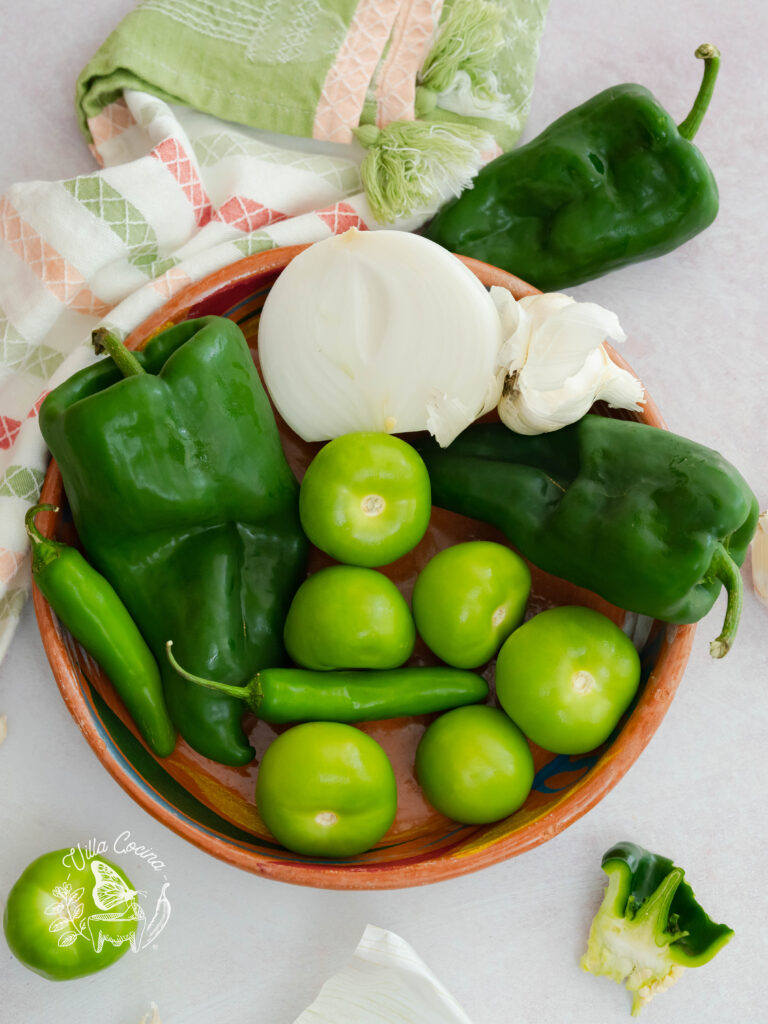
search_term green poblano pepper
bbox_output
[416,416,758,657]
[40,318,308,766]
[425,46,720,290]
[582,841,733,1015]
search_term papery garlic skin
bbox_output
[258,229,504,447]
[493,289,645,435]
[752,511,768,608]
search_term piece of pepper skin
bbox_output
[26,504,176,757]
[166,641,489,724]
[425,45,720,291]
[416,416,759,657]
[582,841,733,1015]
[39,318,308,766]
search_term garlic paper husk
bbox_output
[137,1005,162,1024]
[752,511,768,608]
[258,230,505,447]
[492,289,645,435]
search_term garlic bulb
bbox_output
[493,289,645,435]
[258,229,504,447]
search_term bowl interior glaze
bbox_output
[34,246,695,889]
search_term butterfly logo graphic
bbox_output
[91,860,145,912]
[87,860,146,953]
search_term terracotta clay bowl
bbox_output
[34,245,695,889]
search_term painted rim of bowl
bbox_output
[33,245,696,889]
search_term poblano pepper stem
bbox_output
[677,44,721,141]
[92,327,146,378]
[166,641,489,724]
[707,544,742,659]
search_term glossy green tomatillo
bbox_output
[495,606,641,754]
[283,565,415,671]
[4,850,138,981]
[256,722,397,857]
[416,705,534,824]
[412,541,530,668]
[299,432,431,567]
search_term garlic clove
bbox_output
[517,298,627,391]
[593,350,645,410]
[494,289,642,436]
[497,338,644,436]
[499,377,595,435]
[491,287,530,373]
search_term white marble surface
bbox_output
[1,1,767,1022]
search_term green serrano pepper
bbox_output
[27,504,176,757]
[166,641,488,724]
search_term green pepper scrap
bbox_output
[165,641,489,723]
[26,504,175,757]
[416,416,758,656]
[582,841,733,1015]
[425,45,720,290]
[39,318,308,765]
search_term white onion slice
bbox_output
[258,229,504,446]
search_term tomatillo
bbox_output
[256,722,397,857]
[495,605,641,754]
[415,705,534,824]
[3,849,138,980]
[283,565,415,670]
[412,540,531,668]
[299,432,431,567]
